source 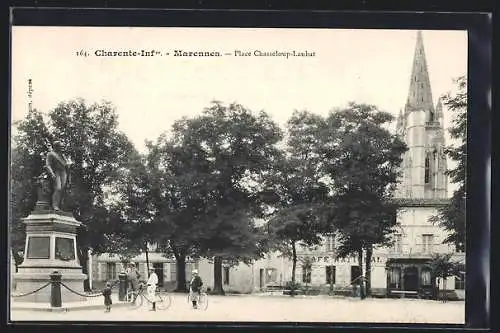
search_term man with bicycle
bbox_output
[189,269,203,309]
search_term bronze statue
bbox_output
[45,141,71,211]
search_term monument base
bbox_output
[13,210,89,303]
[14,266,88,303]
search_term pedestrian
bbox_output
[127,262,141,301]
[189,269,203,309]
[147,266,158,311]
[102,282,112,312]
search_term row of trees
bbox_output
[10,77,466,297]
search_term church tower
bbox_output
[396,31,448,199]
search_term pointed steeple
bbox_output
[435,98,443,118]
[405,31,435,113]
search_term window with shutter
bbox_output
[302,265,312,283]
[421,268,432,286]
[422,234,434,253]
[265,268,277,283]
[425,155,431,183]
[325,266,336,284]
[454,265,465,290]
[351,266,361,285]
[389,267,401,288]
[223,267,230,285]
[186,263,193,281]
[106,262,116,281]
[170,262,176,281]
[99,263,106,281]
[394,234,402,253]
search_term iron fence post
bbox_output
[50,271,62,308]
[118,272,127,301]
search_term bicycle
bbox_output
[126,281,172,310]
[187,289,208,311]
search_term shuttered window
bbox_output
[170,263,176,281]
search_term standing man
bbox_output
[189,269,203,309]
[147,266,158,311]
[126,262,141,300]
[45,140,71,211]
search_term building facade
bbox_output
[385,30,464,299]
[91,31,464,298]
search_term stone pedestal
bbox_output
[14,210,88,303]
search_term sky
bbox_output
[11,27,467,193]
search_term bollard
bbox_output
[50,271,62,308]
[118,272,128,301]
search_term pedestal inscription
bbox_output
[55,237,76,261]
[26,236,50,259]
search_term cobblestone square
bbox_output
[10,294,465,324]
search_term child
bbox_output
[102,282,112,312]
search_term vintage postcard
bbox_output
[10,25,469,325]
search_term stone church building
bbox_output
[89,31,465,298]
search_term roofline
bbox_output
[392,198,450,207]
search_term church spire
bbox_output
[435,98,443,118]
[405,31,435,113]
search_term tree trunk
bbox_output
[174,253,188,292]
[145,243,150,271]
[290,241,297,297]
[77,247,91,291]
[358,249,365,300]
[436,279,440,301]
[212,256,225,295]
[291,241,297,284]
[442,277,447,302]
[365,245,373,297]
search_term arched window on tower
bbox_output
[425,155,430,184]
[429,110,435,122]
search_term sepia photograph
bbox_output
[9,26,469,325]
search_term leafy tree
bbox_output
[330,192,399,298]
[103,149,155,265]
[429,76,467,250]
[319,103,407,299]
[11,99,137,290]
[298,256,314,291]
[143,135,212,292]
[164,101,282,295]
[429,253,461,302]
[265,111,330,288]
[267,204,324,288]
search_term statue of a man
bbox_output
[45,140,70,211]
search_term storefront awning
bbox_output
[386,257,432,266]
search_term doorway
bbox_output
[259,269,264,290]
[403,266,418,291]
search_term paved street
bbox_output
[10,294,464,324]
